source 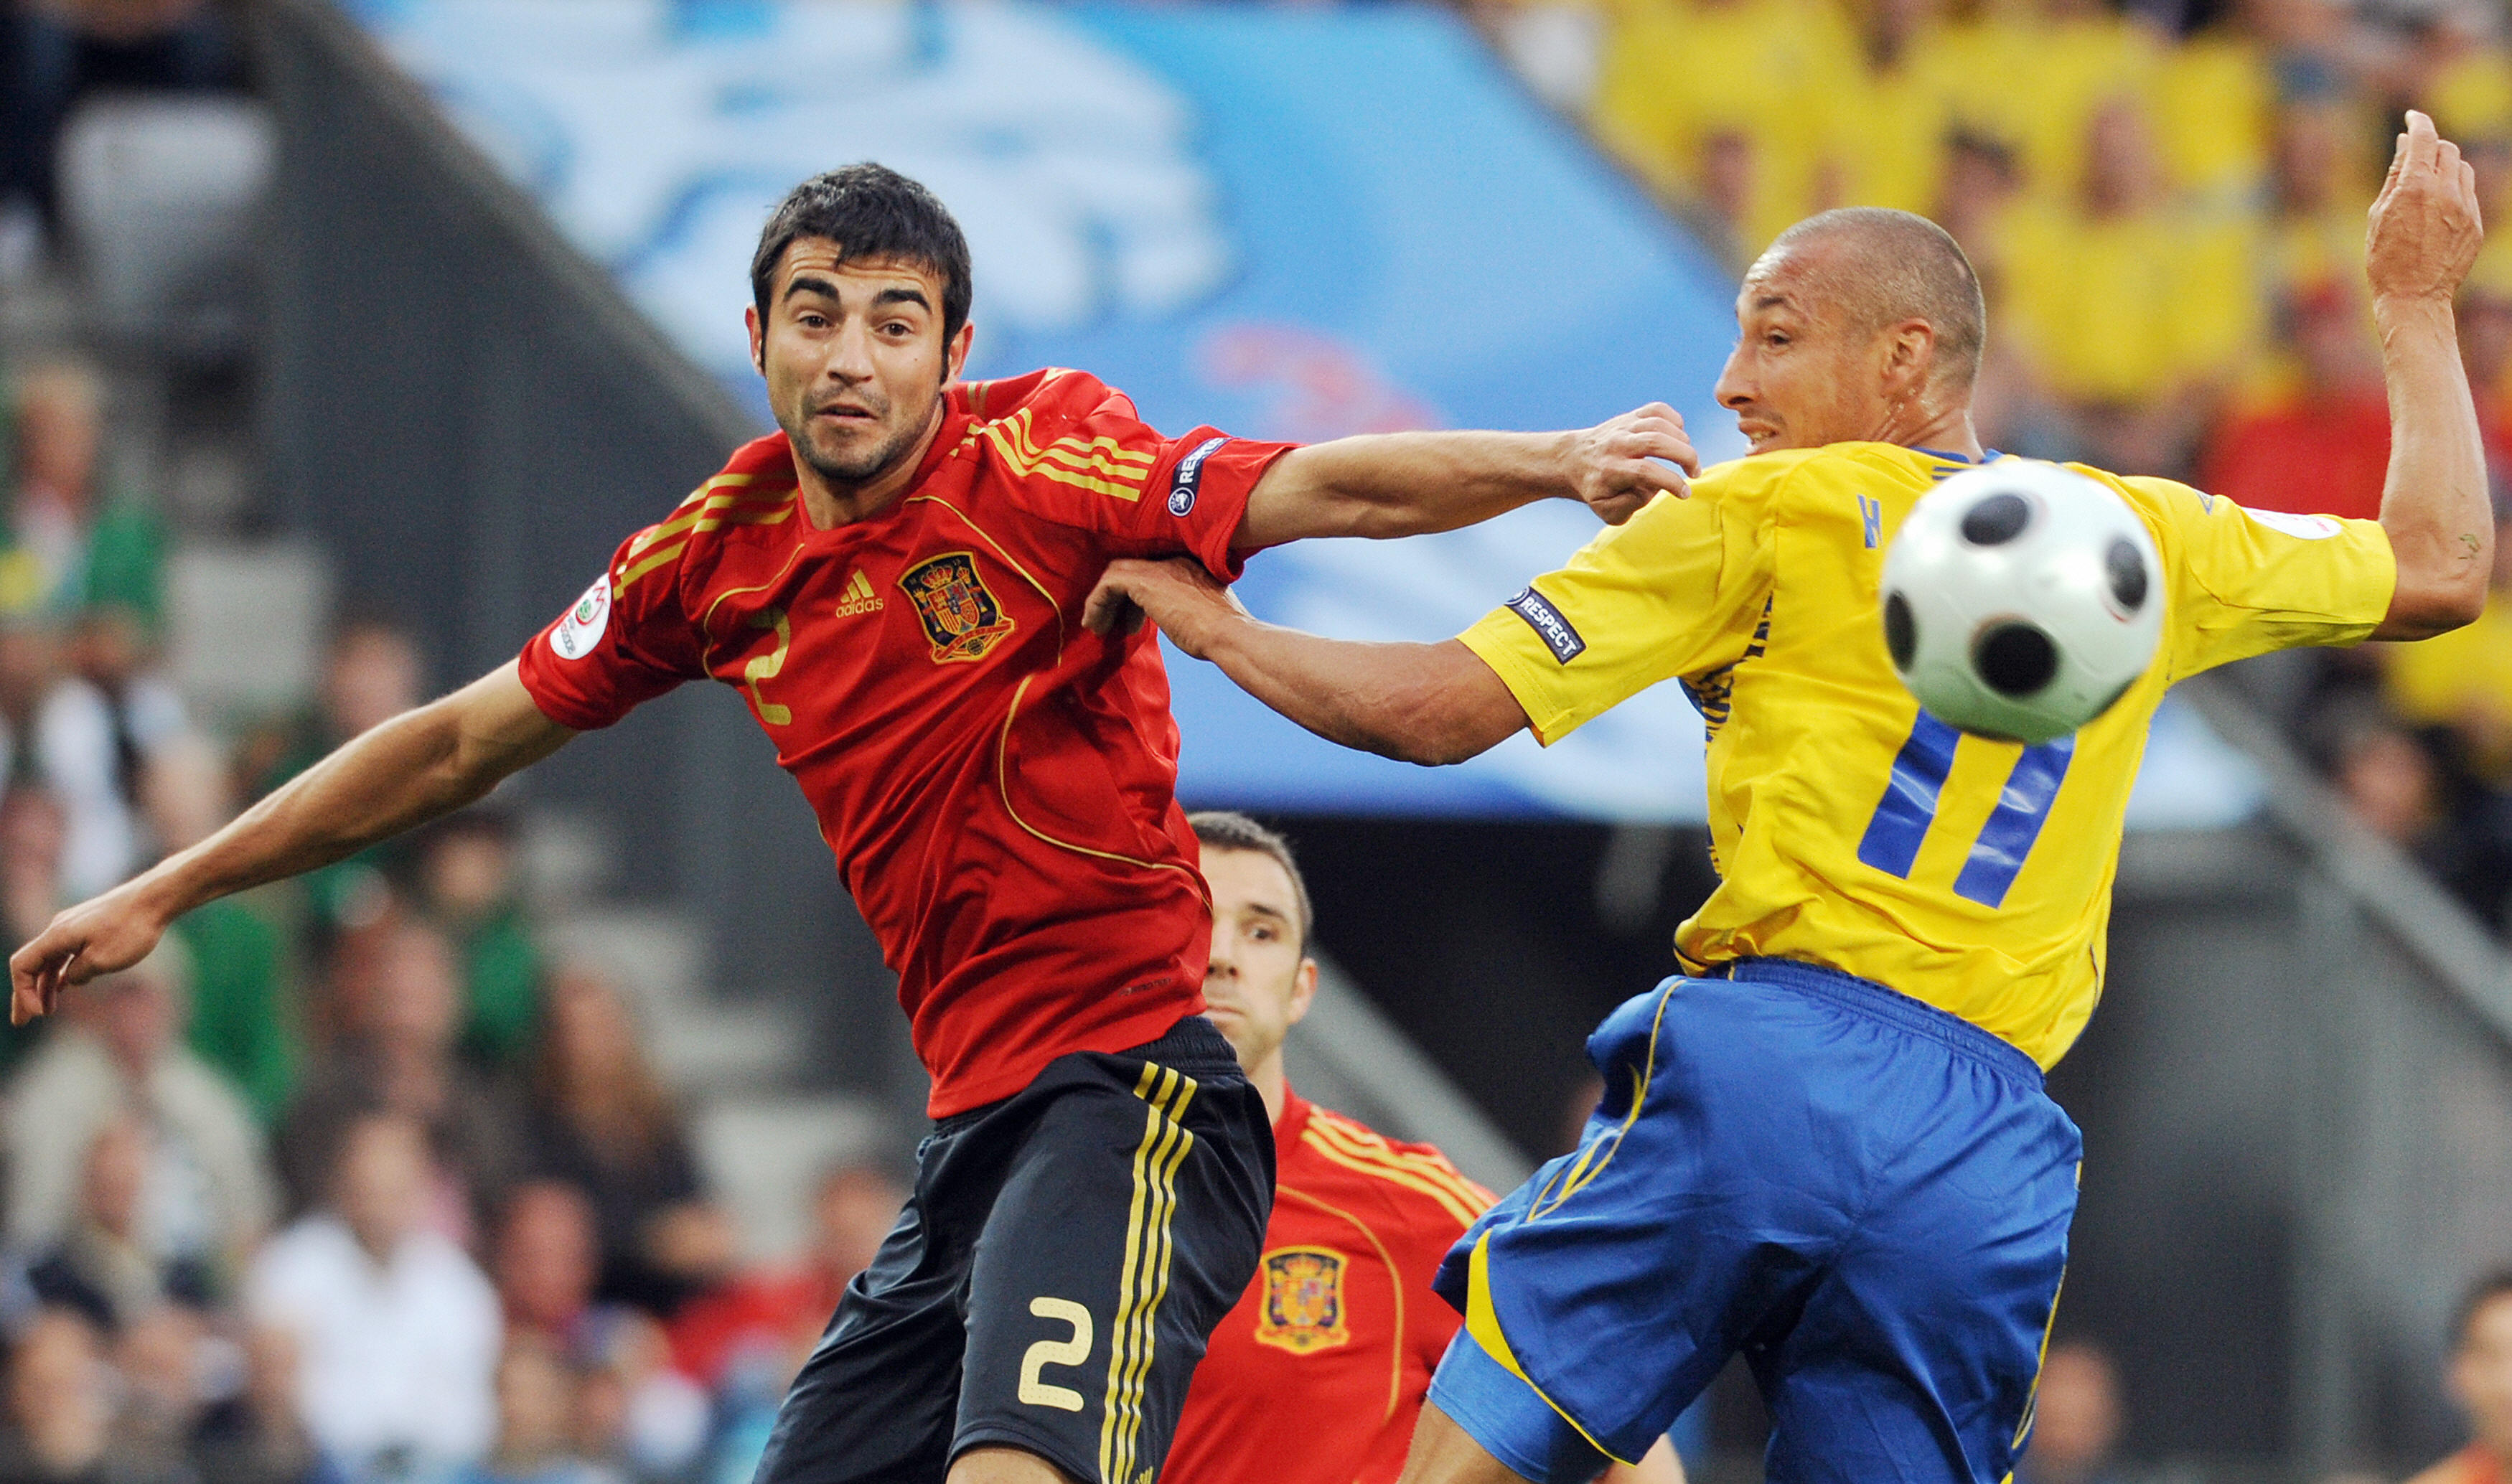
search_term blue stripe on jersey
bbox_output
[1857,712,1962,878]
[1952,738,2076,907]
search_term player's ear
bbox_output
[944,321,974,386]
[1286,959,1318,1028]
[1885,319,1936,391]
[747,304,767,377]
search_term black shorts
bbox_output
[751,1015,1273,1484]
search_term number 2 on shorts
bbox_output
[1018,1297,1095,1412]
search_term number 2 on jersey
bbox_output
[1856,712,2074,909]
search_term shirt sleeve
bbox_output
[998,373,1298,582]
[1456,460,1781,744]
[515,525,709,731]
[2126,475,2399,680]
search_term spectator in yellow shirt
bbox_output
[1928,0,2160,211]
[1589,0,1857,256]
[2266,93,2376,288]
[2150,0,2276,209]
[1822,0,1955,218]
[2000,96,2262,469]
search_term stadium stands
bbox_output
[4,0,2512,1478]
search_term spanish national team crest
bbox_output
[1254,1246,1350,1355]
[899,551,1016,664]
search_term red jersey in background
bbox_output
[2198,390,2391,524]
[518,370,1296,1115]
[1166,1090,1496,1484]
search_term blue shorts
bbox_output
[1428,959,2081,1483]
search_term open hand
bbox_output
[9,882,169,1026]
[2368,109,2484,305]
[1082,558,1252,660]
[1567,403,1699,524]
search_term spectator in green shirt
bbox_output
[411,810,543,1068]
[146,732,300,1124]
[3,357,165,625]
[237,616,426,942]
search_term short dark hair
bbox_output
[750,164,973,346]
[1189,811,1313,951]
[2453,1269,2512,1349]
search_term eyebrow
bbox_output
[1239,902,1292,924]
[1751,292,1792,311]
[873,287,931,311]
[782,274,841,304]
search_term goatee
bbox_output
[787,411,923,488]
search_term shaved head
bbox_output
[1758,208,1986,391]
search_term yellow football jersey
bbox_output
[1458,442,2395,1069]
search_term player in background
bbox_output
[1085,113,2490,1483]
[2407,1272,2512,1484]
[1166,812,1682,1484]
[6,165,1701,1484]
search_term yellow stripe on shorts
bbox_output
[1097,1062,1199,1484]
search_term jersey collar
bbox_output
[1911,445,2001,464]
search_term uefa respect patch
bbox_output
[1168,436,1227,517]
[1504,586,1585,664]
[550,574,611,661]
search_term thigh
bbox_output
[753,1187,964,1484]
[955,1053,1270,1484]
[1760,1084,2080,1484]
[1420,1330,1613,1484]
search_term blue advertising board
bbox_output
[351,0,2259,827]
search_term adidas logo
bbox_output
[835,570,884,617]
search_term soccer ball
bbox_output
[1880,460,2163,746]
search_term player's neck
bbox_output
[794,402,947,530]
[1875,400,1982,461]
[1247,1048,1288,1126]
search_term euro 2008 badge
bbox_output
[550,576,611,661]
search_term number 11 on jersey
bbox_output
[1857,712,2075,910]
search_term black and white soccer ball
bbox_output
[1880,460,2162,746]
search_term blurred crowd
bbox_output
[0,0,245,281]
[1509,0,2512,926]
[1563,0,2503,478]
[0,354,912,1484]
[2003,1274,2512,1483]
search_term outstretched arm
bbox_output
[1083,559,1527,765]
[1232,404,1698,549]
[10,659,573,1023]
[2368,110,2493,639]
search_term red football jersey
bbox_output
[1167,1090,1496,1484]
[517,369,1296,1115]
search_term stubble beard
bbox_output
[784,395,933,489]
